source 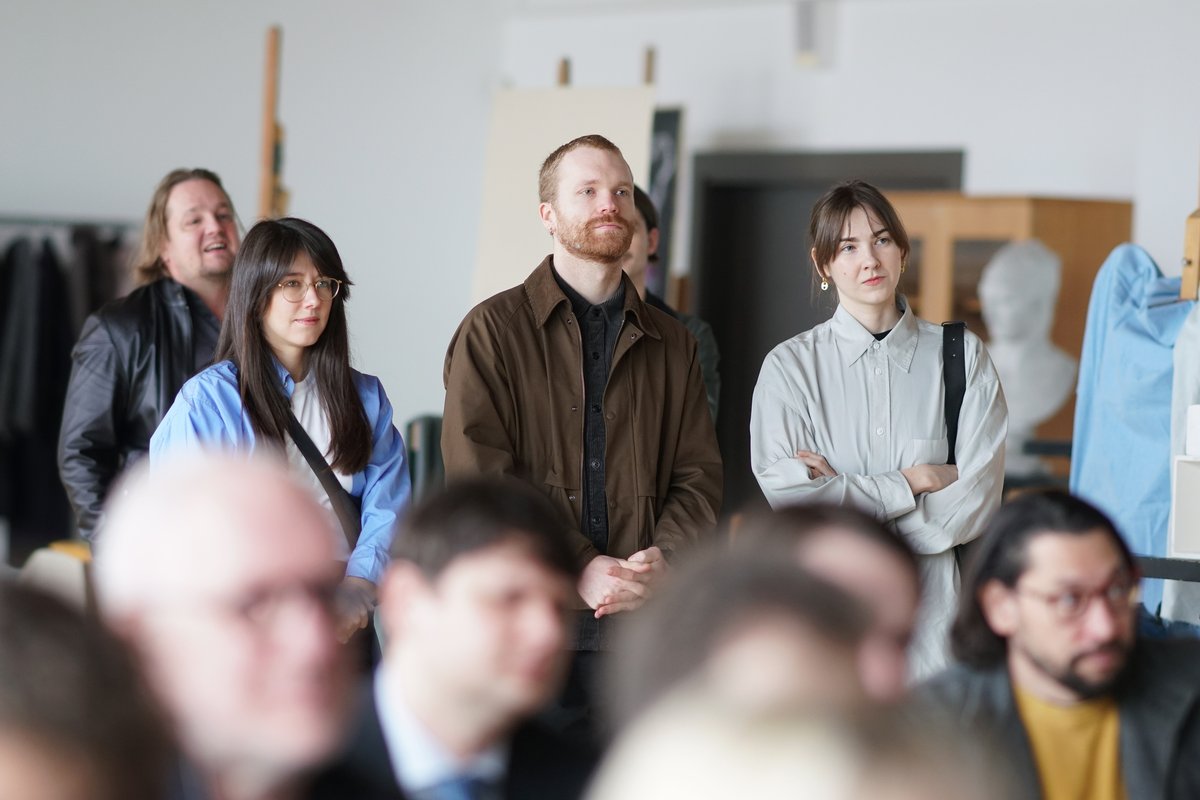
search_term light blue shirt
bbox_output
[149,359,411,584]
[1071,243,1194,613]
[374,666,507,796]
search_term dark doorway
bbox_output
[690,151,963,515]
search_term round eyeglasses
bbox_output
[275,277,342,302]
[1015,579,1140,621]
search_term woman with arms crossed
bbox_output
[750,181,1006,677]
[151,217,411,643]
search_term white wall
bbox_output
[500,0,1200,279]
[5,0,1200,427]
[0,0,504,425]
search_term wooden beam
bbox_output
[556,57,570,87]
[258,25,282,220]
[643,47,656,85]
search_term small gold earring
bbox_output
[820,278,829,291]
[900,262,907,274]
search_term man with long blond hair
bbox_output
[58,168,240,541]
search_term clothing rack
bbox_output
[0,214,136,231]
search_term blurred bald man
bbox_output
[95,454,396,800]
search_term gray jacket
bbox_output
[919,638,1200,799]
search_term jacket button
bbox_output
[568,494,576,502]
[606,412,615,421]
[571,406,578,412]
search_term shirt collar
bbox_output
[524,256,662,340]
[270,357,298,398]
[552,263,627,323]
[374,667,508,793]
[831,296,919,372]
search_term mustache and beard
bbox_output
[554,212,633,264]
[1023,639,1133,700]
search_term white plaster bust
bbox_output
[978,240,1077,477]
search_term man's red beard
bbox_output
[556,213,633,264]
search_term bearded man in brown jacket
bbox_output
[442,134,722,734]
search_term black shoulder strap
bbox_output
[287,412,362,550]
[942,321,967,466]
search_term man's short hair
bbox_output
[0,582,171,800]
[632,185,659,232]
[538,134,623,204]
[390,477,582,582]
[132,167,236,285]
[734,504,920,585]
[607,545,867,729]
[950,490,1135,668]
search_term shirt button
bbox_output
[591,515,600,525]
[591,404,601,413]
[874,368,882,376]
[876,427,884,436]
[592,352,600,360]
[589,458,601,470]
[872,342,880,350]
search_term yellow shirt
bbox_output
[1013,683,1126,800]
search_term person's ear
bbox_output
[810,248,825,280]
[647,227,660,257]
[539,202,556,236]
[979,579,1019,637]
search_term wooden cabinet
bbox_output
[884,192,1133,471]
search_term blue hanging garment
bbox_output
[1070,244,1194,613]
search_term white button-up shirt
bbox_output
[750,300,1007,677]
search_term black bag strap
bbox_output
[287,412,361,550]
[942,321,966,467]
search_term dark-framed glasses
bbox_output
[1015,579,1140,621]
[276,277,342,302]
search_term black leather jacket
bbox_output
[58,278,213,541]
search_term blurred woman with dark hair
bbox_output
[151,217,410,642]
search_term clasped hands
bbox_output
[578,545,668,619]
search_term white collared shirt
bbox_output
[750,299,1007,677]
[374,666,508,795]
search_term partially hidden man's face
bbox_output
[540,146,635,265]
[981,530,1137,702]
[797,531,919,704]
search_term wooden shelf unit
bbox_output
[885,192,1133,471]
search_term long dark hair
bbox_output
[215,217,371,474]
[950,490,1135,668]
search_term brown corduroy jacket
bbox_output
[442,256,722,571]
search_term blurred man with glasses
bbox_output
[921,490,1200,799]
[94,453,394,800]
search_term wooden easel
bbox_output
[258,26,288,220]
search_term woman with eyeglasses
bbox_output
[150,217,411,643]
